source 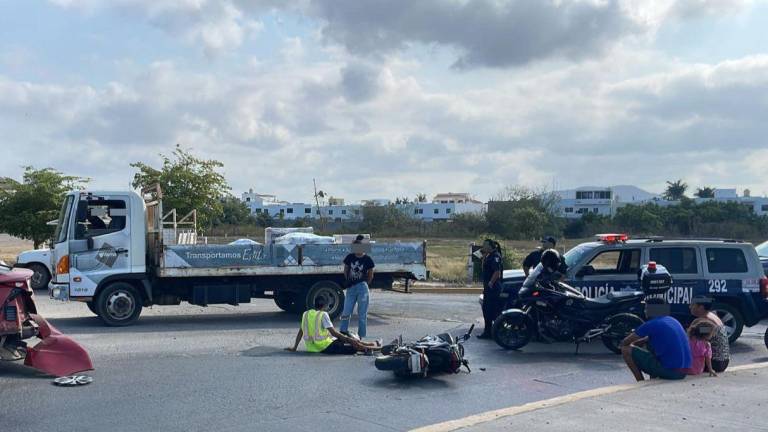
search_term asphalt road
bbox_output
[2,291,767,432]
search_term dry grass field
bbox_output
[0,232,589,283]
[0,234,34,264]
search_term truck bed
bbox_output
[156,242,427,279]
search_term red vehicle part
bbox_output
[1,266,93,377]
[24,314,93,377]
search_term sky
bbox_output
[1,0,768,203]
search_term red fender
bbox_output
[24,314,93,377]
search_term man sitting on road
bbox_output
[285,297,380,355]
[621,298,692,381]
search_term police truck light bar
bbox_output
[596,233,629,243]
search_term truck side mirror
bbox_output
[577,265,595,277]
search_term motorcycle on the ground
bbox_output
[375,325,474,377]
[0,261,93,376]
[492,263,672,354]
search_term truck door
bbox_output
[68,195,131,298]
[571,248,642,298]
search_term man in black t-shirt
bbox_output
[340,235,375,338]
[523,236,556,276]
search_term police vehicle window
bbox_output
[706,248,748,273]
[563,244,596,268]
[74,199,127,239]
[587,249,641,274]
[649,248,698,274]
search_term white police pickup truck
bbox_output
[497,234,768,343]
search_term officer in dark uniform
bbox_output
[478,239,504,339]
[523,236,557,276]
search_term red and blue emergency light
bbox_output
[596,233,629,243]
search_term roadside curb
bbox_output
[410,361,768,432]
[390,287,483,294]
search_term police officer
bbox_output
[478,239,504,339]
[522,236,557,276]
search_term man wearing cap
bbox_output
[523,236,557,277]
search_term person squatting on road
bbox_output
[285,296,380,355]
[621,298,692,381]
[522,236,557,277]
[340,235,375,338]
[688,296,730,373]
[478,239,503,340]
[682,321,717,377]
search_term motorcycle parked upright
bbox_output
[375,325,474,378]
[492,262,672,354]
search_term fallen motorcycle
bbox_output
[0,262,93,377]
[374,325,474,378]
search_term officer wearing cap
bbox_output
[523,236,557,276]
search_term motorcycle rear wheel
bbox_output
[492,312,532,350]
[374,354,409,372]
[601,313,644,354]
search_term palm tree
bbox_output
[694,186,715,198]
[663,179,688,201]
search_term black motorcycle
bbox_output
[492,278,647,354]
[375,325,474,377]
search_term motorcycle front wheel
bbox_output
[601,313,644,354]
[492,312,532,350]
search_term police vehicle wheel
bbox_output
[27,263,51,291]
[492,312,532,350]
[96,282,143,327]
[711,303,743,343]
[86,301,98,316]
[602,313,644,354]
[305,281,344,319]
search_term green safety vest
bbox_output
[301,309,333,353]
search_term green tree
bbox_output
[213,196,252,226]
[694,186,715,198]
[0,167,88,248]
[663,179,688,201]
[486,186,560,239]
[131,145,230,229]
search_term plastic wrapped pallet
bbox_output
[273,232,334,245]
[264,227,314,245]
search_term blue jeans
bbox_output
[339,282,370,337]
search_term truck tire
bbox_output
[711,303,744,343]
[95,282,143,327]
[86,301,98,316]
[305,281,345,319]
[27,263,51,291]
[274,292,299,313]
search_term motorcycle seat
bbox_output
[582,291,643,308]
[606,290,644,301]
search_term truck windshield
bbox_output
[563,243,598,268]
[756,241,768,258]
[53,195,74,244]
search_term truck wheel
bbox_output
[711,303,744,343]
[96,282,143,327]
[305,281,344,319]
[274,292,298,313]
[86,301,98,316]
[27,263,51,291]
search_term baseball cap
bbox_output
[540,236,557,246]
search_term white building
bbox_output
[695,188,768,216]
[239,190,486,222]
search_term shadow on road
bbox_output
[47,312,390,335]
[0,361,53,380]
